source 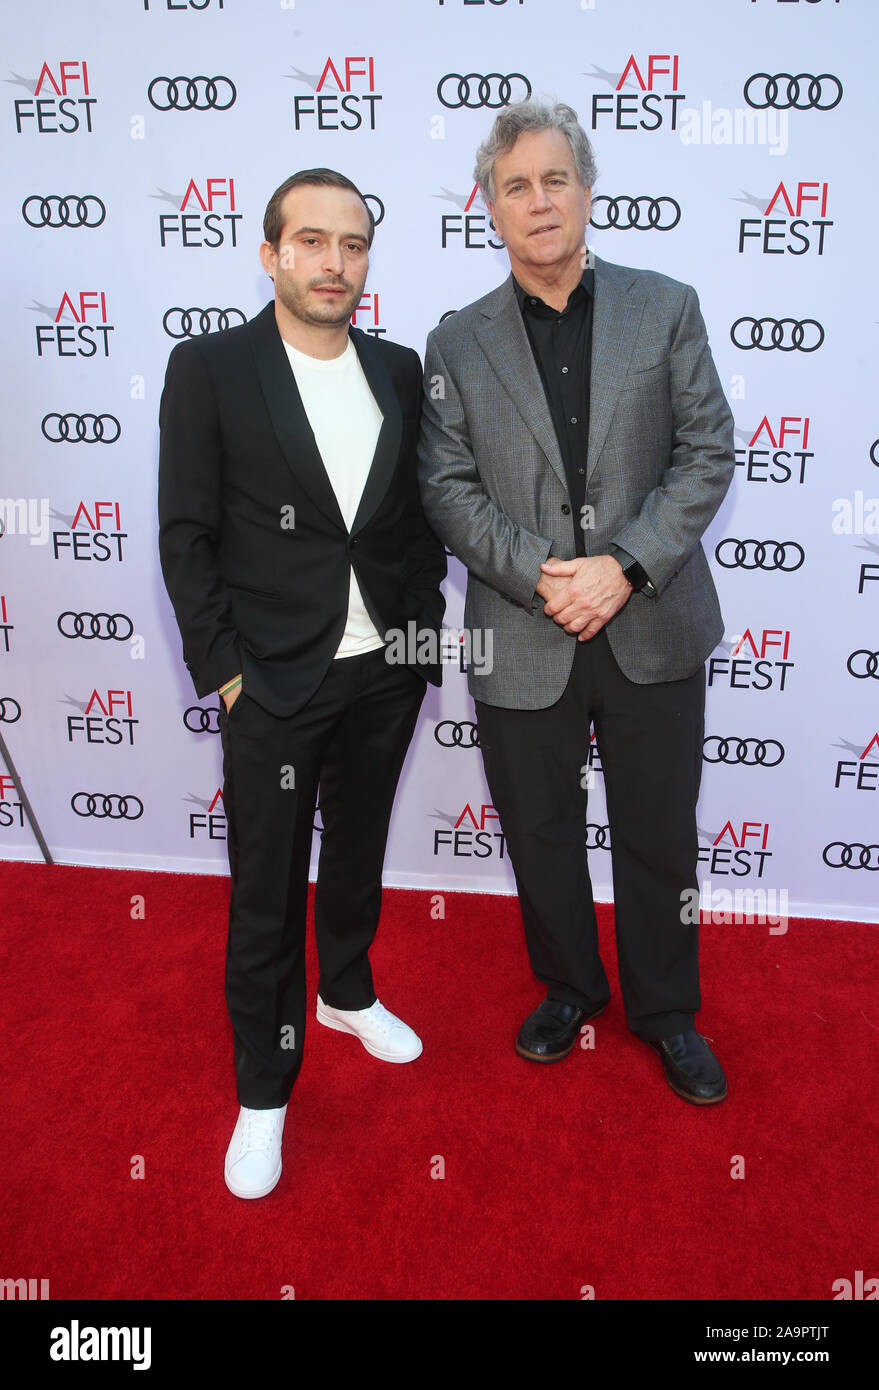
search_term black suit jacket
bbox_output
[158,301,447,717]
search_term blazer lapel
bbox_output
[348,327,403,536]
[247,301,346,530]
[586,257,647,481]
[474,278,567,491]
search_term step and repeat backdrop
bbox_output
[1,0,875,921]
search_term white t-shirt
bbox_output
[282,337,386,659]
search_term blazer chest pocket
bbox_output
[619,358,669,393]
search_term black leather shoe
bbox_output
[515,997,607,1062]
[646,1030,727,1104]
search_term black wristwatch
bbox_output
[619,558,655,596]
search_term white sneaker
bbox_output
[224,1104,287,1199]
[316,996,423,1063]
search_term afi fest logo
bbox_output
[158,178,242,249]
[589,55,686,132]
[834,733,879,793]
[350,291,385,339]
[66,691,138,747]
[738,181,831,256]
[13,60,96,133]
[35,291,113,358]
[698,821,773,878]
[0,774,23,829]
[290,57,381,130]
[438,184,503,251]
[432,803,507,859]
[188,789,225,840]
[735,415,813,486]
[708,630,794,691]
[0,596,12,653]
[52,502,126,562]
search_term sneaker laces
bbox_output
[238,1109,282,1157]
[362,1000,403,1036]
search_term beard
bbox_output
[274,272,363,327]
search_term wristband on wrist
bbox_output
[218,676,242,697]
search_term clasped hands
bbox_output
[535,554,633,641]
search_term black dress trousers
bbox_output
[219,648,425,1109]
[474,629,705,1040]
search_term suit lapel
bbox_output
[248,303,401,536]
[586,257,647,480]
[475,278,567,491]
[348,327,403,536]
[248,301,346,530]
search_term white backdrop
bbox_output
[2,0,876,922]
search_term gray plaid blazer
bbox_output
[417,255,735,709]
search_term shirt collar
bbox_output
[513,266,595,317]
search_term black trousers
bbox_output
[219,648,426,1109]
[474,629,705,1040]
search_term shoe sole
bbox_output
[664,1074,728,1105]
[316,1003,423,1063]
[224,1159,282,1200]
[515,1004,606,1062]
[646,1039,728,1104]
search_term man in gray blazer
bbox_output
[417,101,735,1104]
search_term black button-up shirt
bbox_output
[514,268,594,557]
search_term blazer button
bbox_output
[349,537,358,548]
[561,504,571,515]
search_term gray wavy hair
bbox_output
[474,100,597,205]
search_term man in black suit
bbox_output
[158,169,446,1199]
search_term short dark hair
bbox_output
[263,169,375,248]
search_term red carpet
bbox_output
[1,862,876,1301]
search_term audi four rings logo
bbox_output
[586,824,611,850]
[590,196,681,231]
[434,720,479,747]
[57,612,134,640]
[41,413,120,444]
[730,318,824,352]
[847,650,879,679]
[147,76,236,111]
[72,793,144,820]
[163,307,246,338]
[715,540,805,571]
[22,195,106,228]
[743,73,843,111]
[822,843,879,871]
[184,705,221,734]
[0,698,22,723]
[437,73,531,109]
[703,737,784,766]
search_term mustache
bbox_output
[308,277,354,291]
